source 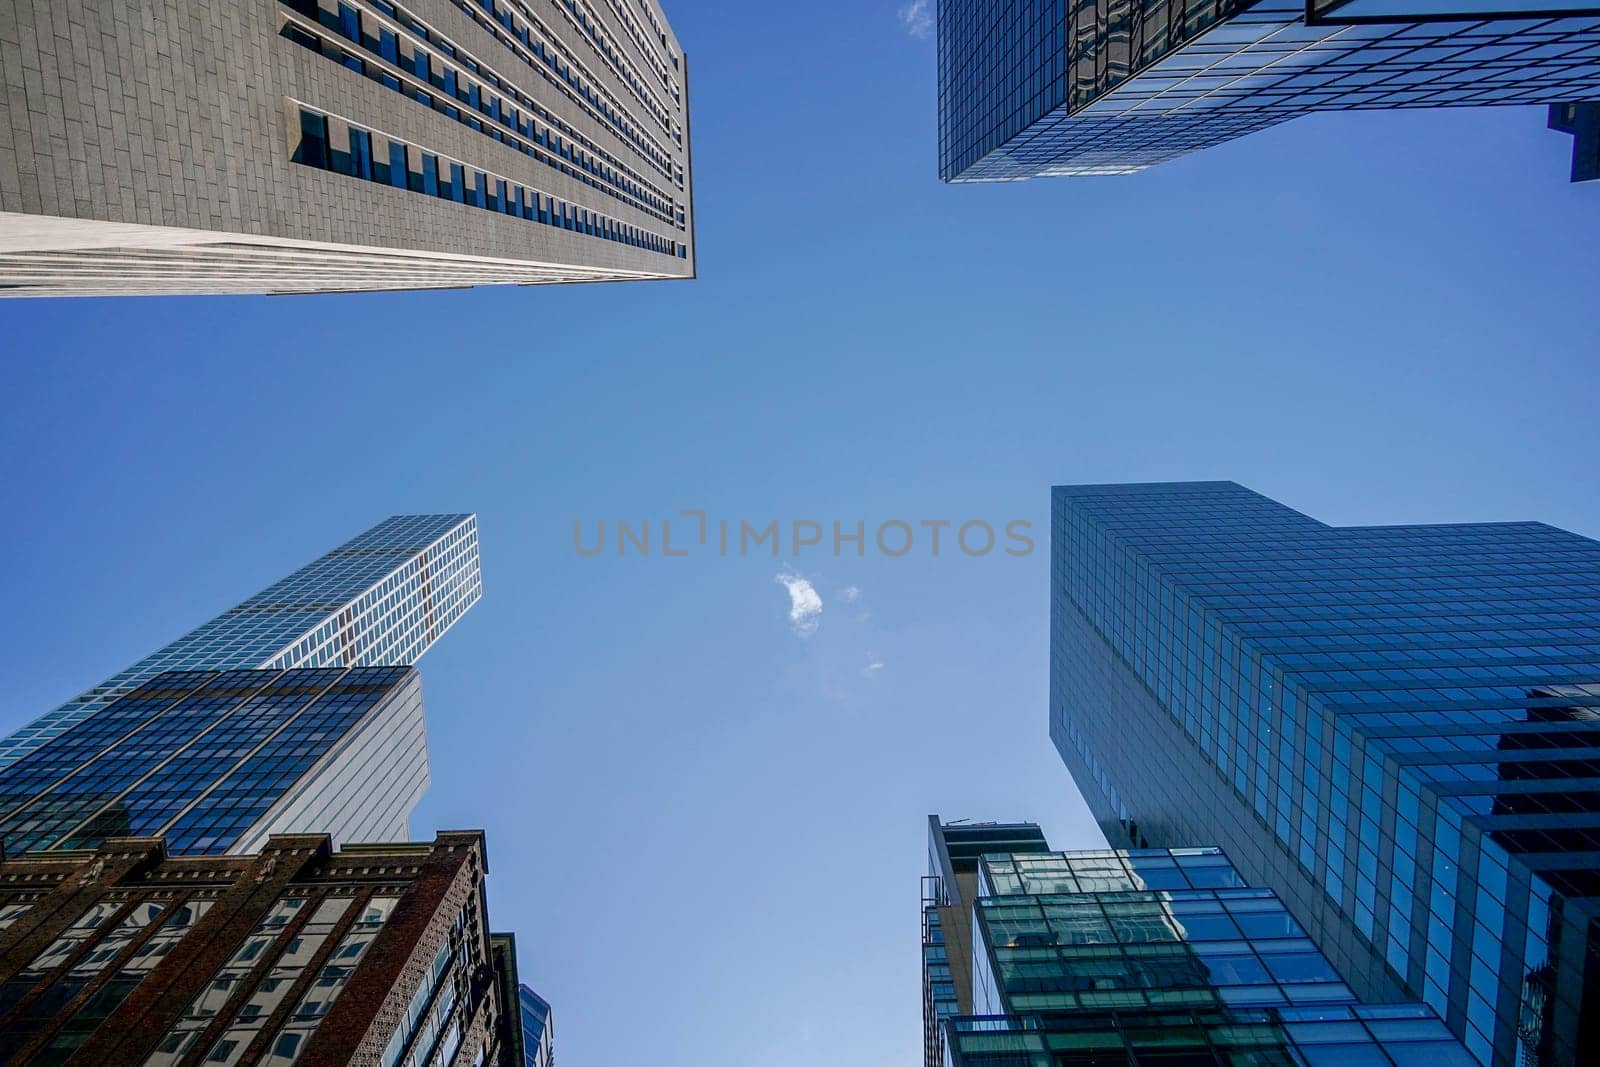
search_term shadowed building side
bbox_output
[0,668,430,859]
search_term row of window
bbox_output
[281,1,679,223]
[343,0,678,178]
[460,0,674,135]
[3,897,217,1063]
[557,0,678,110]
[596,0,678,86]
[292,109,687,259]
[0,670,400,857]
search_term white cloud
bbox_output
[775,570,823,638]
[899,0,933,38]
[862,655,885,677]
[840,585,862,603]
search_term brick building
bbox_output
[0,829,525,1066]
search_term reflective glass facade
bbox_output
[1051,481,1600,1066]
[924,819,1053,1067]
[517,984,554,1067]
[0,668,427,857]
[0,514,480,769]
[938,0,1600,179]
[926,819,1472,1066]
[1548,100,1600,179]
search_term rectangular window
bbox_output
[421,153,439,196]
[337,2,359,42]
[328,123,353,175]
[349,128,373,180]
[373,139,391,185]
[293,110,329,169]
[388,143,407,189]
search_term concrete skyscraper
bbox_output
[0,0,694,295]
[0,513,481,769]
[1050,481,1600,1065]
[938,0,1600,180]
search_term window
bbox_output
[292,112,328,169]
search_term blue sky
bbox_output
[2,2,1599,1064]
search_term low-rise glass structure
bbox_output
[925,818,1473,1066]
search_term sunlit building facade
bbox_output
[1051,481,1600,1065]
[923,817,1472,1066]
[0,0,694,295]
[0,513,480,770]
[938,0,1600,180]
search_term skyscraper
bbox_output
[0,667,430,857]
[0,0,694,296]
[0,829,525,1065]
[0,513,481,770]
[923,817,1474,1066]
[938,0,1600,181]
[1050,481,1600,1066]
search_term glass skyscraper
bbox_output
[1051,481,1600,1066]
[0,513,481,770]
[938,0,1600,180]
[923,817,1472,1066]
[0,667,430,858]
